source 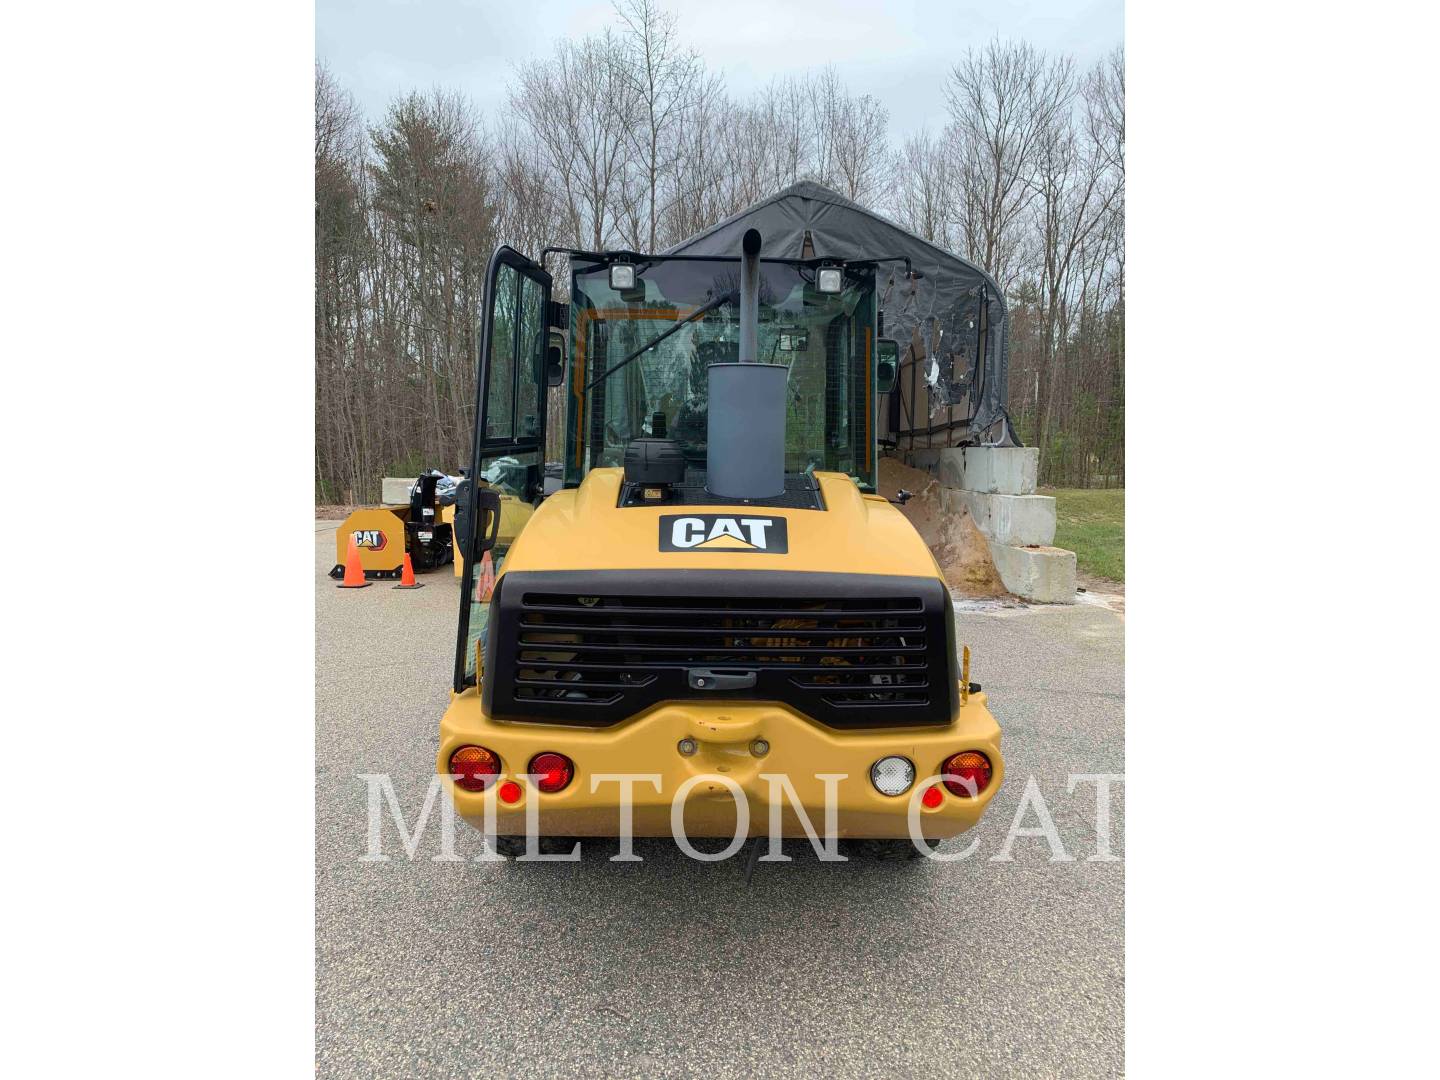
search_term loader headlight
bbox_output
[817,266,843,294]
[870,756,915,796]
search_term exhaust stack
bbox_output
[738,226,760,362]
[706,229,786,500]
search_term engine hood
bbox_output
[500,469,943,581]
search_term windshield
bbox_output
[566,257,876,489]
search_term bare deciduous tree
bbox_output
[613,0,705,251]
[890,128,956,247]
[511,31,636,250]
[943,40,1075,291]
[809,67,891,203]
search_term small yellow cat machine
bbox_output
[328,473,455,581]
[439,231,1005,859]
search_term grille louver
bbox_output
[483,571,956,729]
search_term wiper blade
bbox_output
[582,291,735,393]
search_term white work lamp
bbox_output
[609,262,636,291]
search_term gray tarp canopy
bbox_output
[664,181,1017,447]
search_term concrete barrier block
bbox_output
[988,541,1076,603]
[942,488,1056,547]
[380,477,414,505]
[906,449,941,472]
[938,446,1039,495]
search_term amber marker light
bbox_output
[941,752,992,797]
[449,746,500,792]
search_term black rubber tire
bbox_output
[490,835,581,858]
[846,837,939,861]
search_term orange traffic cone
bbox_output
[393,551,424,589]
[337,536,372,589]
[477,551,496,601]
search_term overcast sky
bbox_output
[317,0,1123,144]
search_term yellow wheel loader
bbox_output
[438,232,1004,859]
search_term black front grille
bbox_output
[482,570,957,729]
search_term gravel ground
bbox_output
[315,520,1125,1078]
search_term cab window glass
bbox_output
[479,450,538,498]
[516,274,544,440]
[462,450,540,680]
[486,264,517,440]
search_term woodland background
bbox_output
[316,1,1124,502]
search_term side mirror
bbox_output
[546,344,564,387]
[876,338,900,394]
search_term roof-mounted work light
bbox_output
[609,261,636,291]
[816,265,843,294]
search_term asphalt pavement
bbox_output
[315,520,1125,1078]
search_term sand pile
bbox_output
[876,456,1007,598]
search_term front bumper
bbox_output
[437,688,1004,839]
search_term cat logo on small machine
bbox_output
[352,529,388,551]
[658,515,788,554]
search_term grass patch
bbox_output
[1042,487,1125,583]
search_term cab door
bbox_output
[455,246,552,691]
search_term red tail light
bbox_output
[529,752,574,794]
[941,751,992,797]
[450,745,500,792]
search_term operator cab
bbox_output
[562,250,891,509]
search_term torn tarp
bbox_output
[663,181,1016,446]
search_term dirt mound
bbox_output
[877,457,1007,598]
